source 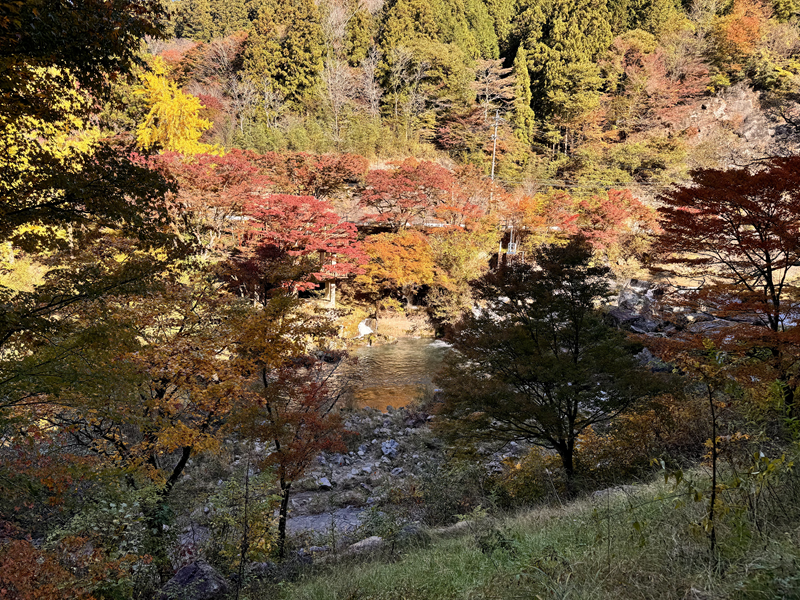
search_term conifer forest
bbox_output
[2,0,800,598]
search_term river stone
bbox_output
[347,536,384,554]
[156,560,228,600]
[381,439,399,458]
[396,523,431,547]
[318,476,332,490]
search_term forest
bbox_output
[1,0,800,598]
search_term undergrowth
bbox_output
[249,459,800,600]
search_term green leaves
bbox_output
[243,0,324,105]
[437,236,662,491]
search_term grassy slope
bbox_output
[267,476,800,600]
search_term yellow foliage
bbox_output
[135,57,222,156]
[0,66,102,176]
[575,394,709,483]
[0,244,47,293]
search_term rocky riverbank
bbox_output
[283,405,523,542]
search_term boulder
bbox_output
[347,536,385,554]
[156,561,229,600]
[618,279,662,311]
[395,523,431,547]
[606,308,659,333]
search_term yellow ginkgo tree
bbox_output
[136,57,221,155]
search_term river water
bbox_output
[347,338,451,412]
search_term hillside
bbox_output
[155,0,800,187]
[2,2,800,599]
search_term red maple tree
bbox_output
[233,193,366,299]
[154,150,271,259]
[254,152,368,198]
[360,158,455,231]
[656,157,800,413]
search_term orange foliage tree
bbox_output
[355,230,437,309]
[24,273,257,577]
[711,0,770,79]
[499,188,657,274]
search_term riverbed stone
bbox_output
[382,439,399,458]
[347,535,384,554]
[396,523,431,547]
[156,560,228,600]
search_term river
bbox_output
[347,337,451,412]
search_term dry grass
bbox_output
[249,462,800,600]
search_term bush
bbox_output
[492,448,567,507]
[417,462,493,526]
[575,393,709,487]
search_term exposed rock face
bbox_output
[681,83,799,166]
[156,561,229,600]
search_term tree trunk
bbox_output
[277,479,292,559]
[402,285,414,308]
[772,347,797,417]
[143,445,192,581]
[556,443,577,498]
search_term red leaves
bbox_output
[238,193,366,293]
[154,150,271,258]
[656,157,800,332]
[254,354,349,483]
[501,188,657,256]
[578,189,660,251]
[254,152,368,198]
[360,158,455,231]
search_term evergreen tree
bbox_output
[519,0,612,132]
[772,0,798,21]
[631,0,685,37]
[218,0,251,36]
[176,0,267,40]
[607,0,633,33]
[512,44,536,144]
[345,10,373,66]
[379,0,441,52]
[244,0,324,105]
[484,0,517,53]
[429,0,500,59]
[179,0,216,41]
[465,0,501,59]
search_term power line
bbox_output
[493,177,676,190]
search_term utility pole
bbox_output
[491,110,502,266]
